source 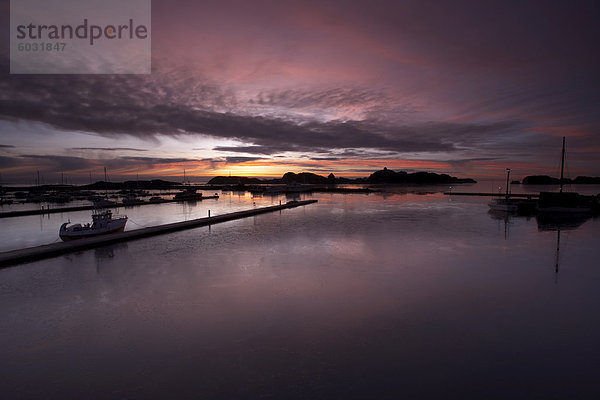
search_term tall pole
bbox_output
[560,136,566,193]
[555,228,561,275]
[505,168,511,197]
[104,167,108,199]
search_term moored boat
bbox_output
[488,197,519,212]
[537,191,593,214]
[174,187,204,201]
[537,137,593,215]
[122,194,145,205]
[488,168,519,212]
[59,209,127,241]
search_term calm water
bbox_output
[1,186,600,399]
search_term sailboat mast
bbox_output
[555,228,561,274]
[560,136,566,193]
[104,167,108,199]
[505,168,510,197]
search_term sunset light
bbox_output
[2,2,600,399]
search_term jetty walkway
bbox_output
[0,200,318,267]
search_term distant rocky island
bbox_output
[521,175,600,185]
[3,169,476,192]
[208,168,476,185]
[363,168,476,184]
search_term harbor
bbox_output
[0,195,220,219]
[2,1,599,397]
[2,187,599,399]
[444,192,539,198]
[0,199,317,267]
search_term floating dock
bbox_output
[0,200,318,267]
[0,195,220,219]
[444,192,539,198]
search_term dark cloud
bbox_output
[445,157,501,167]
[103,156,199,170]
[0,59,531,158]
[4,154,204,175]
[0,155,22,168]
[250,87,400,113]
[20,154,95,171]
[1,0,599,176]
[70,147,148,152]
[309,157,341,161]
[212,145,285,155]
[224,156,263,164]
[0,144,15,148]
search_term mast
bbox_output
[555,228,561,275]
[560,136,565,193]
[505,168,511,197]
[104,167,108,199]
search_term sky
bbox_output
[1,0,599,184]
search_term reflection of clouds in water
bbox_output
[1,191,600,399]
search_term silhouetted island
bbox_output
[208,168,476,185]
[363,168,476,184]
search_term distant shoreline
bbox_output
[2,168,478,191]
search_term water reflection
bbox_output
[94,243,129,272]
[1,191,600,399]
[536,213,592,232]
[487,208,593,278]
[536,214,593,279]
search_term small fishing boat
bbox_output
[59,209,127,241]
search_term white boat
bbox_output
[489,168,517,212]
[59,209,127,241]
[489,197,519,212]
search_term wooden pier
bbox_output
[0,200,318,267]
[0,195,220,219]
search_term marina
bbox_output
[2,0,599,397]
[0,200,317,267]
[0,195,220,219]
